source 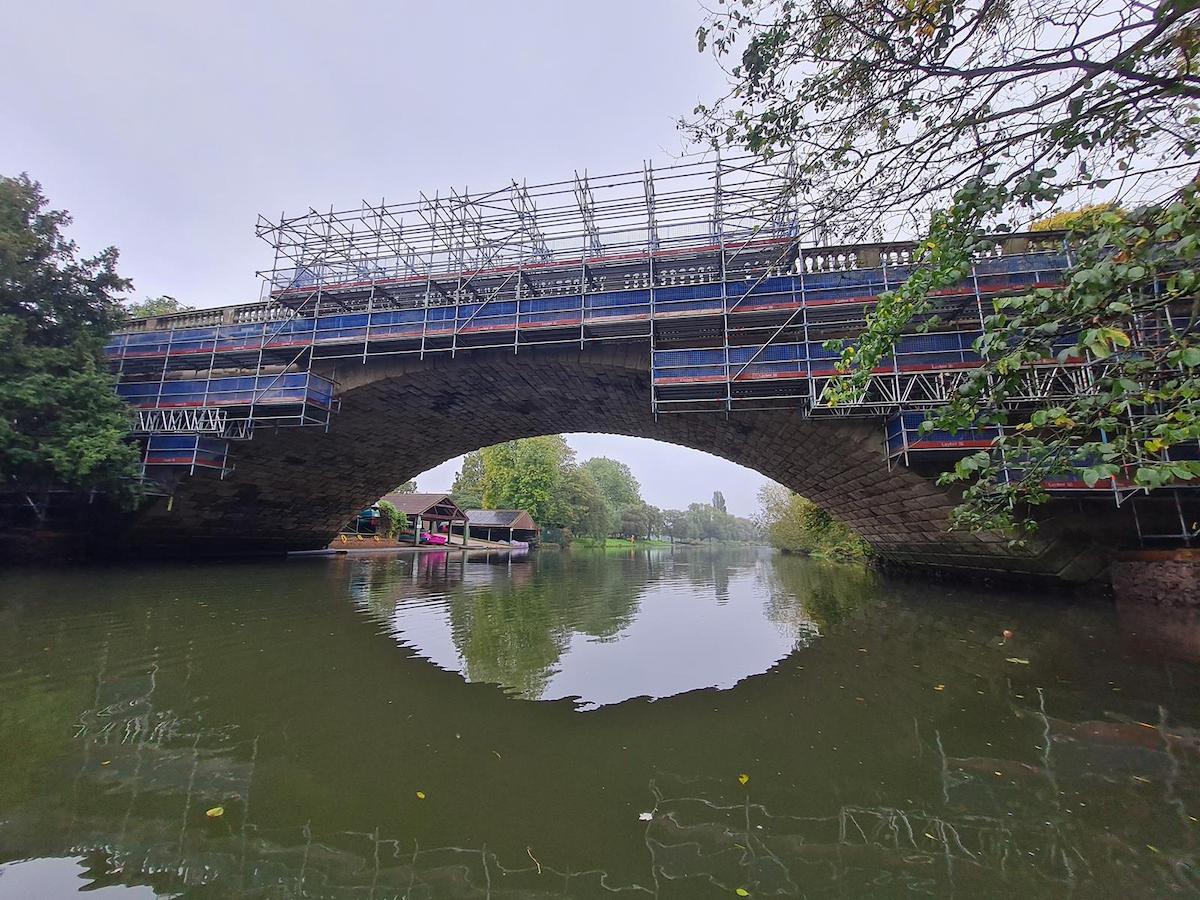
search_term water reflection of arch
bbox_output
[412,547,785,699]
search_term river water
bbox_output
[0,547,1198,898]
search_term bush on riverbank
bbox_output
[757,485,871,562]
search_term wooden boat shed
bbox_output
[378,492,469,545]
[451,509,541,545]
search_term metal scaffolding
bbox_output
[105,155,1197,544]
[254,154,806,305]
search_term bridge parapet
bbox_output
[116,230,1071,335]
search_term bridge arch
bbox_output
[124,346,1104,580]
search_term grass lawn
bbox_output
[573,537,673,548]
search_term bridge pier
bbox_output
[1112,550,1200,607]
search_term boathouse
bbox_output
[452,509,541,545]
[377,492,469,545]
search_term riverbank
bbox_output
[571,537,672,548]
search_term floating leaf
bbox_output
[738,773,749,785]
[416,791,426,800]
[736,890,751,897]
[206,806,224,818]
[1005,658,1031,665]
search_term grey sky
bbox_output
[1,0,769,516]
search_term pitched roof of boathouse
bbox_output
[378,493,467,522]
[464,509,539,531]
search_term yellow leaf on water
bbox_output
[416,791,426,800]
[205,806,224,818]
[736,890,751,897]
[738,774,749,785]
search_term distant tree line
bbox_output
[450,437,761,544]
[659,490,761,545]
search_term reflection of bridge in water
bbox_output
[99,156,1198,580]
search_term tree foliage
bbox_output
[455,438,614,541]
[579,457,641,509]
[692,0,1200,535]
[757,484,871,561]
[657,500,760,543]
[0,174,141,511]
[618,500,658,539]
[376,499,406,538]
[561,465,614,540]
[451,452,486,509]
[481,436,578,527]
[692,0,1198,239]
[662,508,688,542]
[1030,204,1120,233]
[125,295,193,319]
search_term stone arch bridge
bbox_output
[121,344,1153,581]
[102,159,1196,581]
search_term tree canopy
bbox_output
[451,452,486,509]
[0,174,140,512]
[692,0,1198,239]
[481,436,578,527]
[579,457,641,508]
[454,438,613,538]
[125,295,193,319]
[692,0,1200,535]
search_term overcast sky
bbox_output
[1,0,770,516]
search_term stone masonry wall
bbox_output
[120,346,1136,580]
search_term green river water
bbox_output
[0,546,1198,898]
